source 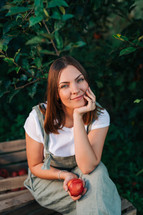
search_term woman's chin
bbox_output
[74,101,87,109]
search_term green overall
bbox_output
[24,105,121,215]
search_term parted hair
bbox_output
[39,56,102,134]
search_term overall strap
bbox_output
[87,101,103,134]
[32,104,49,152]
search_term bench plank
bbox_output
[0,189,30,200]
[2,201,61,215]
[121,198,133,210]
[0,190,34,212]
[1,162,28,172]
[121,198,137,215]
[0,175,27,192]
[0,139,26,153]
[0,150,27,165]
[123,209,137,215]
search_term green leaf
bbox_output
[62,14,74,21]
[8,90,20,103]
[119,47,136,56]
[43,9,50,18]
[134,99,142,104]
[136,168,143,176]
[59,6,65,15]
[6,6,31,16]
[28,83,38,98]
[14,48,21,60]
[26,36,44,45]
[113,34,128,42]
[34,57,42,69]
[39,50,56,55]
[94,0,104,9]
[48,0,68,8]
[20,74,27,81]
[138,35,143,41]
[15,67,21,73]
[29,16,43,27]
[51,11,62,20]
[55,31,63,49]
[41,33,54,40]
[34,0,44,16]
[62,43,73,51]
[73,41,86,47]
[96,81,103,88]
[54,21,65,31]
[3,57,14,64]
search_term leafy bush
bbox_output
[0,0,143,213]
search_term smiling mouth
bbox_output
[71,94,84,100]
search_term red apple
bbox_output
[11,171,19,191]
[11,171,18,177]
[0,168,9,178]
[67,178,84,197]
[18,168,27,176]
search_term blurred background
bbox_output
[0,0,143,213]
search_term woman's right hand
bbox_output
[63,172,87,201]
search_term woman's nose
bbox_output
[71,83,79,94]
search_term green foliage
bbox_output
[0,0,143,213]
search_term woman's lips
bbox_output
[71,94,84,101]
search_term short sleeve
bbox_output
[24,109,44,144]
[90,109,110,130]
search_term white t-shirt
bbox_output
[24,107,110,157]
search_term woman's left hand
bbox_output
[74,87,96,116]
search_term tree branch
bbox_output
[14,78,41,90]
[42,20,60,56]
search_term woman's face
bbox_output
[58,65,89,112]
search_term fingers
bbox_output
[86,87,96,102]
[68,191,82,201]
[68,187,87,201]
[63,173,78,192]
[63,183,68,192]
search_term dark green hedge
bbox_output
[0,0,143,213]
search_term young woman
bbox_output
[24,56,121,215]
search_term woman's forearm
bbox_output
[73,113,98,174]
[29,163,68,180]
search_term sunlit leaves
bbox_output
[113,34,129,42]
[134,99,142,104]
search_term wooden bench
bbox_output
[0,139,137,215]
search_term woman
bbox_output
[24,56,121,215]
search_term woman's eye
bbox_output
[61,84,68,89]
[77,78,84,83]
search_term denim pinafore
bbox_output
[24,104,121,215]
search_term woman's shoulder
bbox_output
[23,105,45,143]
[91,108,110,130]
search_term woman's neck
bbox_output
[64,108,74,128]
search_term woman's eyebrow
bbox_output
[59,74,83,85]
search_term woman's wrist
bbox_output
[73,109,83,119]
[58,170,69,180]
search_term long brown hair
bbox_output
[40,56,102,134]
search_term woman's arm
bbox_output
[26,133,74,180]
[26,132,87,200]
[73,88,109,174]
